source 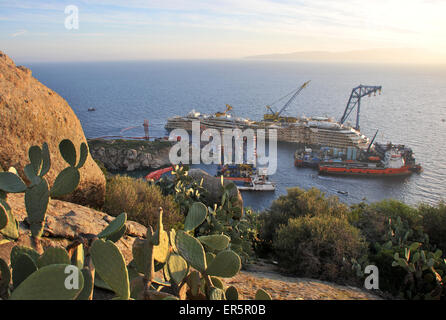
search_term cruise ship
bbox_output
[165,110,370,149]
[165,83,384,150]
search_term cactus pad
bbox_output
[225,286,239,300]
[71,244,84,270]
[76,143,88,169]
[97,212,127,240]
[0,204,7,230]
[255,288,272,300]
[184,202,208,231]
[39,143,51,177]
[198,234,230,251]
[0,200,18,240]
[25,179,49,238]
[209,287,226,300]
[205,250,241,278]
[0,257,11,292]
[10,246,40,269]
[37,247,70,268]
[10,264,84,300]
[76,268,93,300]
[176,231,207,272]
[12,253,38,288]
[153,229,169,263]
[90,239,130,300]
[0,172,27,193]
[167,253,188,285]
[50,167,80,197]
[59,139,77,167]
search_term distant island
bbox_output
[245,48,446,64]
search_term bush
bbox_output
[273,215,367,284]
[419,202,446,253]
[351,200,423,245]
[258,187,349,252]
[104,175,183,230]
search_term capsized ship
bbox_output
[165,83,382,150]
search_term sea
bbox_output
[27,60,446,211]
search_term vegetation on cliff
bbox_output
[256,187,446,300]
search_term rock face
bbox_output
[0,193,147,265]
[0,51,106,207]
[188,169,244,213]
[89,139,173,171]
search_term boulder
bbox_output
[0,193,147,265]
[0,51,106,207]
[188,169,243,213]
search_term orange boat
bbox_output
[145,166,174,181]
[319,163,414,176]
[318,146,422,176]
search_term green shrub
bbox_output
[104,175,183,230]
[351,200,423,245]
[273,215,367,284]
[258,187,349,252]
[419,202,446,253]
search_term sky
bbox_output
[1,0,446,62]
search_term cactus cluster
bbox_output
[124,203,271,300]
[0,139,88,247]
[0,142,271,300]
[157,166,257,265]
[392,242,446,299]
[0,211,127,300]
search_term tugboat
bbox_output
[216,164,276,191]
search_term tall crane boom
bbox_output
[340,85,382,130]
[264,81,310,122]
[276,80,311,117]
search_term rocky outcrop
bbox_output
[0,193,147,265]
[89,139,173,171]
[188,169,244,213]
[0,51,106,207]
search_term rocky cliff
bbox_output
[0,51,106,207]
[89,139,173,171]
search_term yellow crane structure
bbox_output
[215,104,233,117]
[263,81,310,122]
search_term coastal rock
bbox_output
[0,51,106,207]
[188,169,244,213]
[0,193,147,265]
[89,139,173,171]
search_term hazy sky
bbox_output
[1,0,446,62]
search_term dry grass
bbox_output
[104,175,183,230]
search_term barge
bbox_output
[297,143,422,177]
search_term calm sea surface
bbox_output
[28,60,446,210]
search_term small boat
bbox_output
[145,166,174,181]
[216,164,276,191]
[88,107,96,112]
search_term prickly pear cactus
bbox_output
[0,140,88,241]
[10,264,84,300]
